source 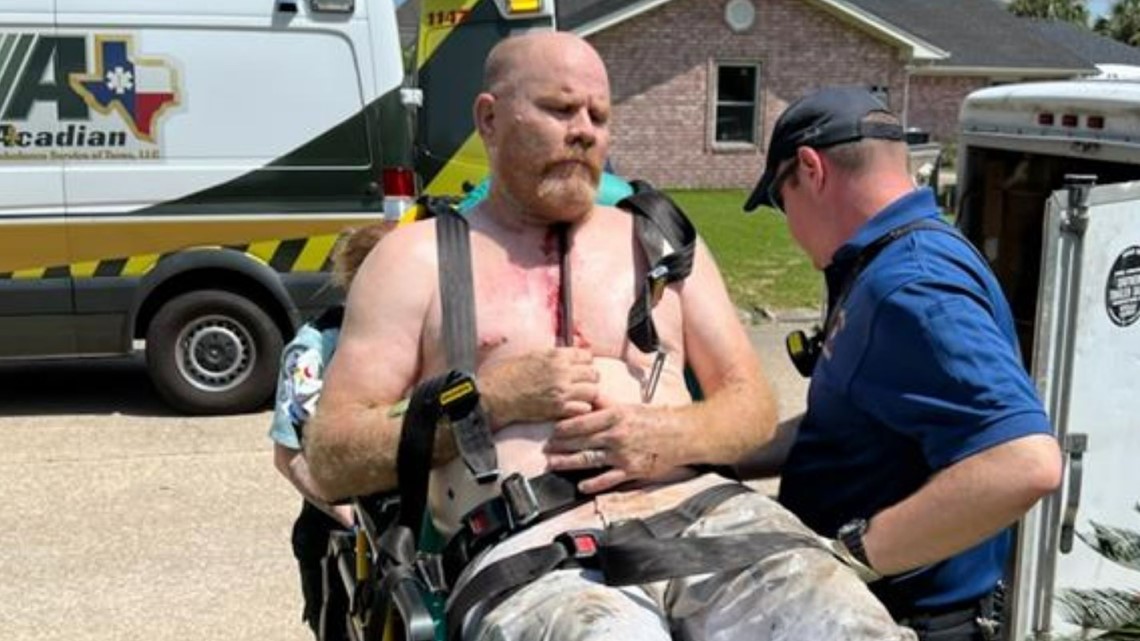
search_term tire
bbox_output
[145,289,284,415]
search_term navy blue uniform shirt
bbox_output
[778,188,1051,615]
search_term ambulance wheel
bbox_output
[146,289,284,415]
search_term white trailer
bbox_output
[956,79,1140,641]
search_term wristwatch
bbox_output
[837,518,874,569]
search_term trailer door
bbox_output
[1009,178,1140,641]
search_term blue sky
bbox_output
[1089,0,1112,18]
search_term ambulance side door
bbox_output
[0,1,76,358]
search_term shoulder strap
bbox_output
[432,207,498,484]
[823,219,964,337]
[617,180,698,355]
[435,206,478,372]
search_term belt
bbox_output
[897,587,1003,641]
[441,471,591,584]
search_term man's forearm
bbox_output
[669,375,777,467]
[305,399,403,500]
[862,434,1061,576]
[306,398,461,501]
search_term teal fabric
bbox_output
[456,172,634,212]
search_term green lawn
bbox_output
[664,189,823,312]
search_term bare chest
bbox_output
[421,219,683,373]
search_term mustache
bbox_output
[545,155,602,180]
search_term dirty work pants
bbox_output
[452,474,917,641]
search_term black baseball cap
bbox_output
[743,86,904,212]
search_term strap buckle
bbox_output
[414,554,448,594]
[555,529,600,560]
[647,264,669,306]
[501,473,540,529]
[438,371,479,419]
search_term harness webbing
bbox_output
[445,483,826,638]
[556,222,573,346]
[436,206,478,372]
[433,207,498,485]
[823,219,960,341]
[618,181,698,355]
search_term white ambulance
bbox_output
[0,0,414,414]
[955,79,1140,640]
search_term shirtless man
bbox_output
[306,32,913,641]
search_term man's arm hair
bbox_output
[670,239,778,466]
[304,222,442,501]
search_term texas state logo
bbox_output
[0,32,179,162]
[70,36,180,144]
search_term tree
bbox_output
[1008,0,1091,26]
[1095,0,1140,47]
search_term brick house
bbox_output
[557,0,1096,188]
[399,0,1111,189]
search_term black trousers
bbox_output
[292,501,350,641]
[896,587,1003,641]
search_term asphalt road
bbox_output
[0,319,811,641]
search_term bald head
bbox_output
[472,31,611,225]
[482,32,606,97]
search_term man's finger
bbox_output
[552,411,611,439]
[579,468,627,494]
[565,378,601,399]
[561,399,594,417]
[545,448,599,469]
[569,366,600,384]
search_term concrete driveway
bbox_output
[0,320,810,641]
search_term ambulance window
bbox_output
[153,29,368,166]
[712,63,759,147]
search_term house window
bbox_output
[869,85,890,107]
[713,63,760,145]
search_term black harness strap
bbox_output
[556,222,573,346]
[436,206,478,372]
[618,181,698,355]
[441,470,593,584]
[396,370,481,536]
[445,483,825,639]
[824,219,969,341]
[434,208,498,484]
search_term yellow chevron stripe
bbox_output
[294,234,338,272]
[11,236,342,280]
[425,130,488,197]
[122,253,159,277]
[72,261,99,278]
[399,204,424,225]
[417,0,482,68]
[246,240,279,265]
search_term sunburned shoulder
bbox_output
[364,217,439,268]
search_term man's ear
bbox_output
[473,92,496,139]
[797,146,826,192]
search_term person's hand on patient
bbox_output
[544,392,679,493]
[478,347,600,427]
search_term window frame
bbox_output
[708,59,763,152]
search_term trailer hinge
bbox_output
[1060,174,1096,235]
